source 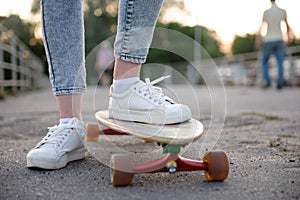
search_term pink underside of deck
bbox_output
[133,153,208,173]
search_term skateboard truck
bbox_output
[162,144,183,174]
[161,143,184,154]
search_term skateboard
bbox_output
[86,110,229,186]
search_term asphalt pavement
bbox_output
[0,85,299,200]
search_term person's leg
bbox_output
[274,41,285,88]
[42,0,86,120]
[109,0,191,124]
[56,95,82,120]
[261,42,271,87]
[27,0,85,169]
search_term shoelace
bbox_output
[37,123,79,148]
[136,75,175,105]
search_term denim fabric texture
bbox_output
[42,0,86,95]
[261,40,285,86]
[114,0,163,64]
[42,0,163,95]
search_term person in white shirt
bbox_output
[256,0,291,89]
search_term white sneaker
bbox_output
[27,118,85,169]
[108,76,191,124]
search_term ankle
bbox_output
[113,59,141,79]
[113,77,140,94]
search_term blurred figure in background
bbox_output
[256,0,291,90]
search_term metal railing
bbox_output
[0,25,44,97]
[215,45,300,86]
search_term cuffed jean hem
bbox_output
[115,53,146,64]
[53,87,86,96]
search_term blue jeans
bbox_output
[41,0,163,95]
[261,40,285,86]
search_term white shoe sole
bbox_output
[109,108,190,124]
[27,148,85,169]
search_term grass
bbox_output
[268,141,289,152]
[242,112,282,120]
[279,147,288,152]
[278,133,295,138]
[268,141,278,147]
[0,89,9,100]
[268,133,295,152]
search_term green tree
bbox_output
[231,34,256,55]
[147,22,224,64]
[83,0,118,54]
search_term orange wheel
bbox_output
[203,151,229,181]
[111,154,134,186]
[143,139,155,143]
[86,123,99,142]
